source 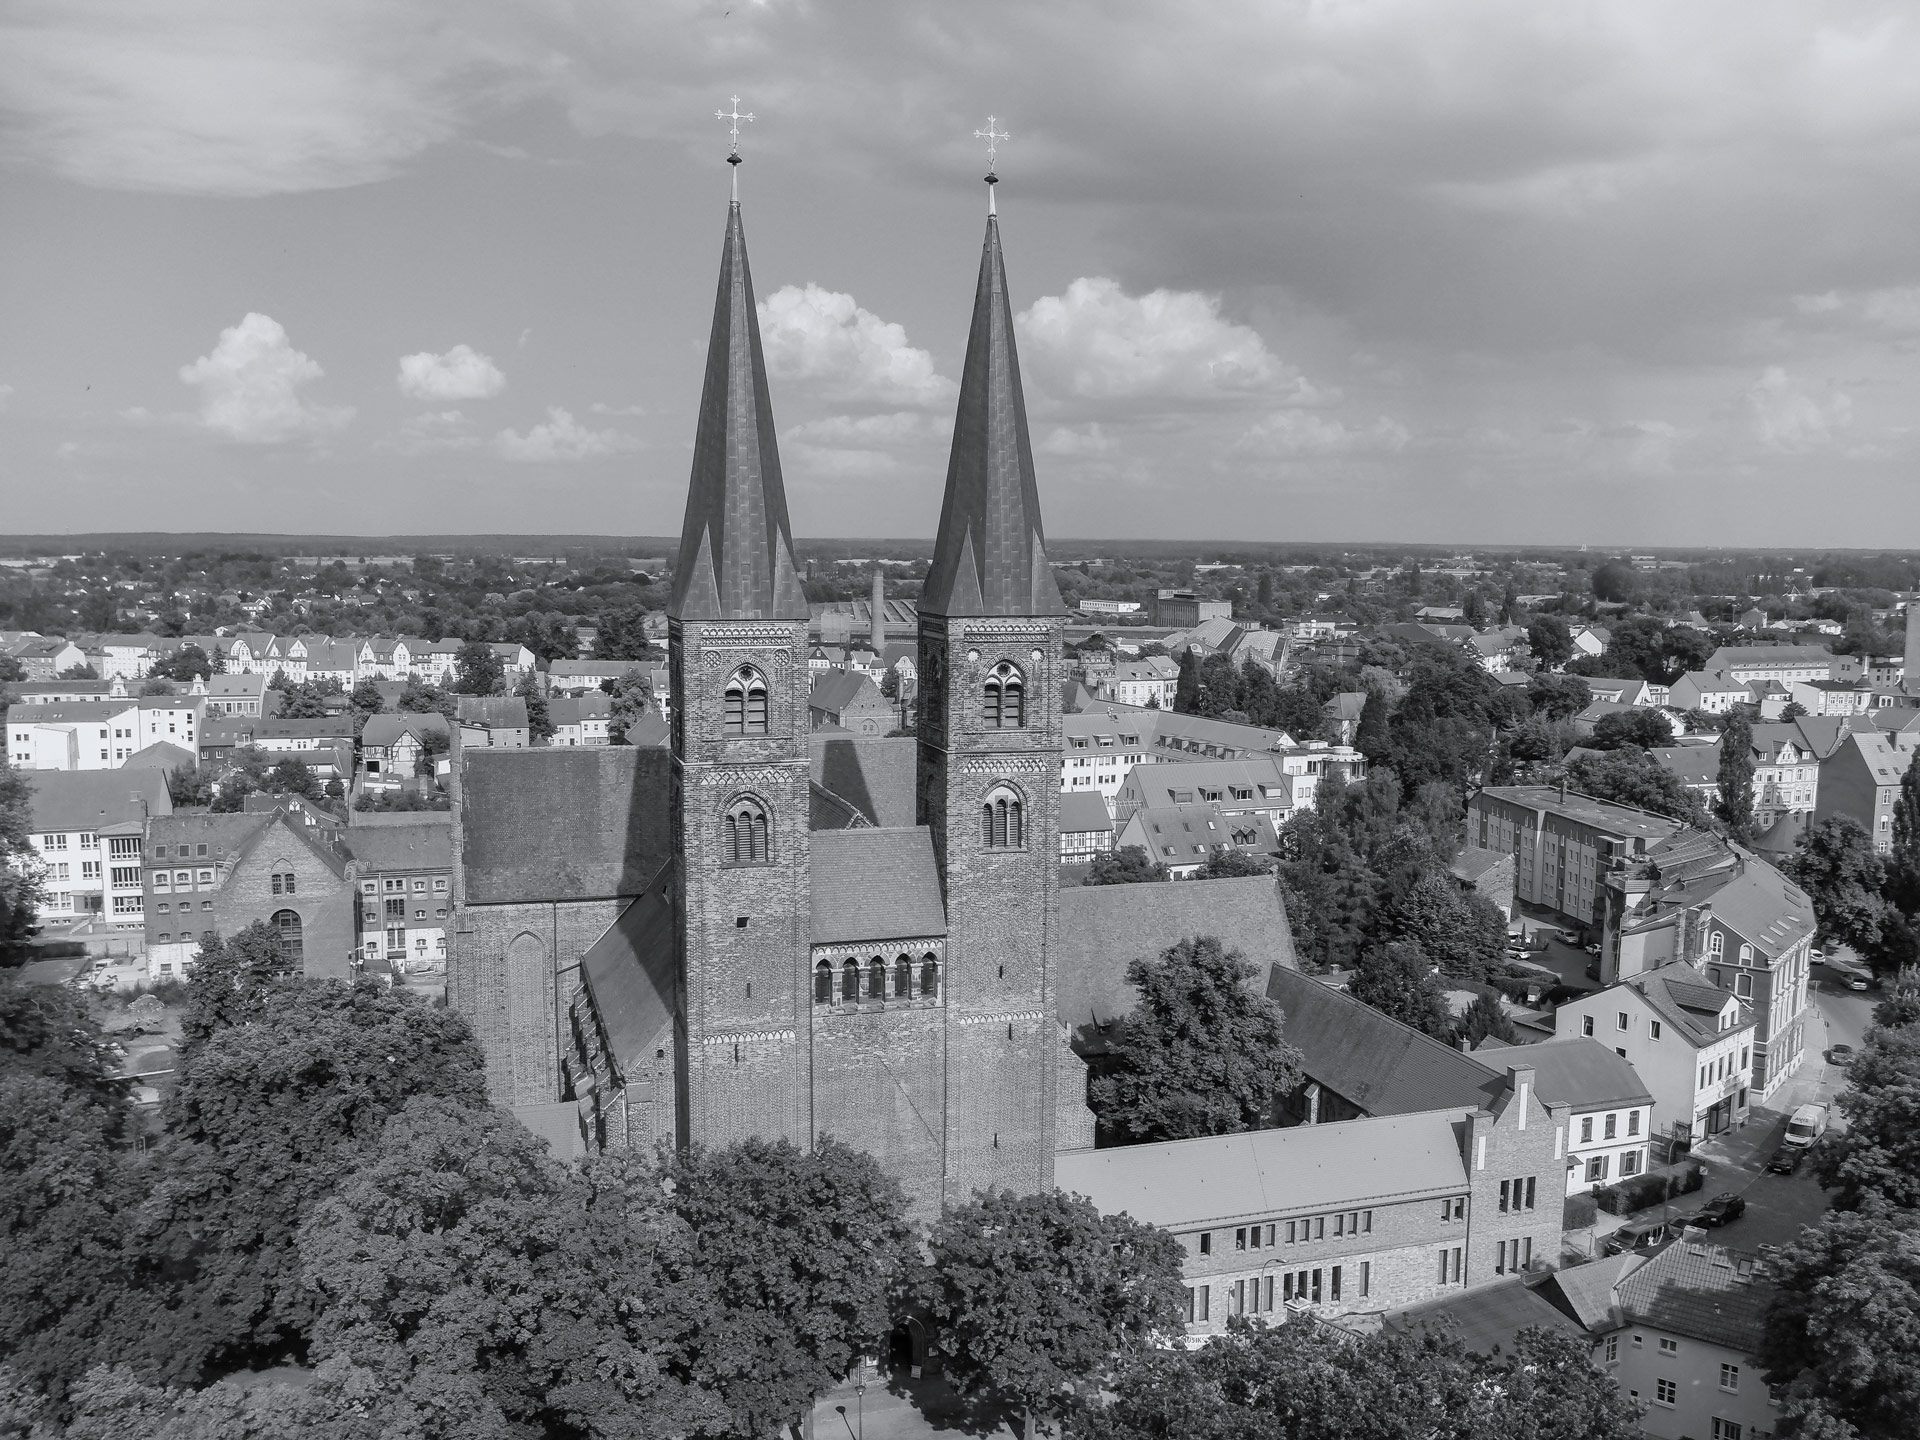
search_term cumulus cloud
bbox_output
[1235,410,1410,458]
[1745,367,1851,452]
[495,406,636,462]
[1792,287,1920,333]
[1016,278,1326,411]
[0,384,12,411]
[786,411,950,449]
[758,285,956,410]
[178,312,352,443]
[1041,423,1115,457]
[398,344,504,400]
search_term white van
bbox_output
[1783,1103,1828,1150]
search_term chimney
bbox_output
[870,567,886,653]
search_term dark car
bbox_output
[1693,1193,1747,1228]
[1604,1217,1673,1255]
[1766,1147,1803,1175]
[1828,1044,1856,1066]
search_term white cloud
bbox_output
[495,406,635,462]
[1745,367,1851,452]
[1041,423,1115,457]
[398,344,504,400]
[786,411,950,450]
[1016,278,1326,411]
[0,384,13,411]
[758,284,956,409]
[1235,410,1410,458]
[178,312,351,443]
[589,401,646,417]
[386,409,482,453]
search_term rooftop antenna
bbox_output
[974,114,1009,214]
[716,94,754,202]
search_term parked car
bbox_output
[1766,1146,1804,1175]
[1828,1044,1855,1066]
[1846,973,1872,991]
[1693,1193,1747,1228]
[1783,1103,1830,1150]
[1604,1217,1674,1256]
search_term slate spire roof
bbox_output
[669,199,808,622]
[921,213,1066,618]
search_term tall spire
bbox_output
[922,204,1066,618]
[669,196,808,622]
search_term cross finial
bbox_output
[974,115,1009,214]
[717,95,754,159]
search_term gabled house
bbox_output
[1058,790,1115,864]
[1111,756,1293,827]
[808,671,893,735]
[21,768,172,925]
[455,696,531,749]
[549,693,613,747]
[1114,801,1280,878]
[359,712,451,788]
[1668,672,1751,714]
[1814,729,1920,853]
[1479,1035,1655,1192]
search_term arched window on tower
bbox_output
[919,953,939,997]
[723,798,771,865]
[867,956,886,1000]
[981,785,1025,850]
[983,661,1025,728]
[893,954,912,998]
[723,666,769,736]
[841,958,860,1003]
[814,960,833,1005]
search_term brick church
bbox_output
[447,177,1298,1218]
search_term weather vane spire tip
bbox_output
[716,94,754,160]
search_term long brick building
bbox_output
[448,176,1298,1220]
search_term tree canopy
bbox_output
[1083,845,1168,886]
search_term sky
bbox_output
[3,1,1920,547]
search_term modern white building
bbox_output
[19,769,172,926]
[1481,1035,1655,1194]
[7,697,201,771]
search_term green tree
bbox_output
[1526,615,1573,670]
[149,645,214,683]
[264,757,317,800]
[1588,708,1675,751]
[274,680,333,719]
[1717,708,1758,844]
[1349,939,1454,1040]
[0,763,45,965]
[1084,845,1168,886]
[1760,1207,1920,1440]
[1888,756,1920,916]
[514,670,554,744]
[1374,870,1508,980]
[1459,989,1519,1047]
[1527,671,1591,721]
[595,605,665,662]
[1788,818,1888,952]
[604,666,656,745]
[0,653,23,683]
[451,640,504,696]
[922,1189,1186,1437]
[665,1136,917,1437]
[58,662,99,680]
[1173,649,1201,713]
[1088,937,1303,1144]
[1192,844,1274,879]
[1565,749,1711,824]
[1874,967,1920,1030]
[397,677,456,718]
[1814,1023,1920,1213]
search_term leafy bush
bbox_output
[1594,1161,1705,1214]
[1564,1192,1599,1229]
[27,941,87,959]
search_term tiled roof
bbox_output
[809,670,884,715]
[578,884,677,1080]
[809,734,917,829]
[23,768,172,833]
[1057,791,1113,835]
[1264,966,1507,1116]
[1388,1273,1593,1354]
[1486,1036,1652,1111]
[455,696,529,729]
[5,700,133,723]
[1649,743,1720,787]
[808,827,947,944]
[1542,1252,1648,1332]
[1449,844,1511,883]
[1616,1241,1773,1351]
[1125,801,1280,861]
[360,713,451,748]
[1054,875,1298,1042]
[343,817,451,872]
[458,747,672,904]
[1473,786,1683,841]
[1057,1108,1473,1229]
[125,741,196,771]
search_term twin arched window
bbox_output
[983,661,1024,728]
[724,799,771,865]
[982,787,1025,849]
[724,666,768,735]
[814,952,941,1005]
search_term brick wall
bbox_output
[1463,1064,1570,1286]
[809,981,947,1221]
[213,817,354,981]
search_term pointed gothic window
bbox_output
[983,661,1025,728]
[841,958,860,1003]
[981,786,1026,849]
[893,954,912,998]
[920,954,939,997]
[723,798,771,865]
[867,957,886,1000]
[724,666,769,735]
[814,960,833,1005]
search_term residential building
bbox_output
[1787,677,1872,717]
[1582,677,1665,707]
[20,769,172,925]
[547,657,637,694]
[1061,707,1156,801]
[1468,786,1682,933]
[1669,671,1753,714]
[1092,656,1179,709]
[1813,729,1920,853]
[1112,756,1294,828]
[142,807,355,982]
[1556,963,1753,1149]
[1601,1242,1780,1440]
[807,670,893,735]
[1114,801,1281,877]
[1058,790,1115,864]
[1450,845,1516,920]
[7,696,199,770]
[455,696,531,749]
[203,671,270,717]
[1154,590,1232,627]
[1481,1035,1654,1193]
[2,634,85,681]
[1323,691,1366,745]
[249,716,356,753]
[95,633,167,680]
[549,693,613,746]
[302,638,362,687]
[1702,644,1836,685]
[487,642,536,680]
[1058,1065,1569,1335]
[359,712,451,789]
[5,678,128,705]
[345,815,453,972]
[1569,624,1610,660]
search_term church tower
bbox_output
[918,174,1069,1203]
[667,164,812,1149]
